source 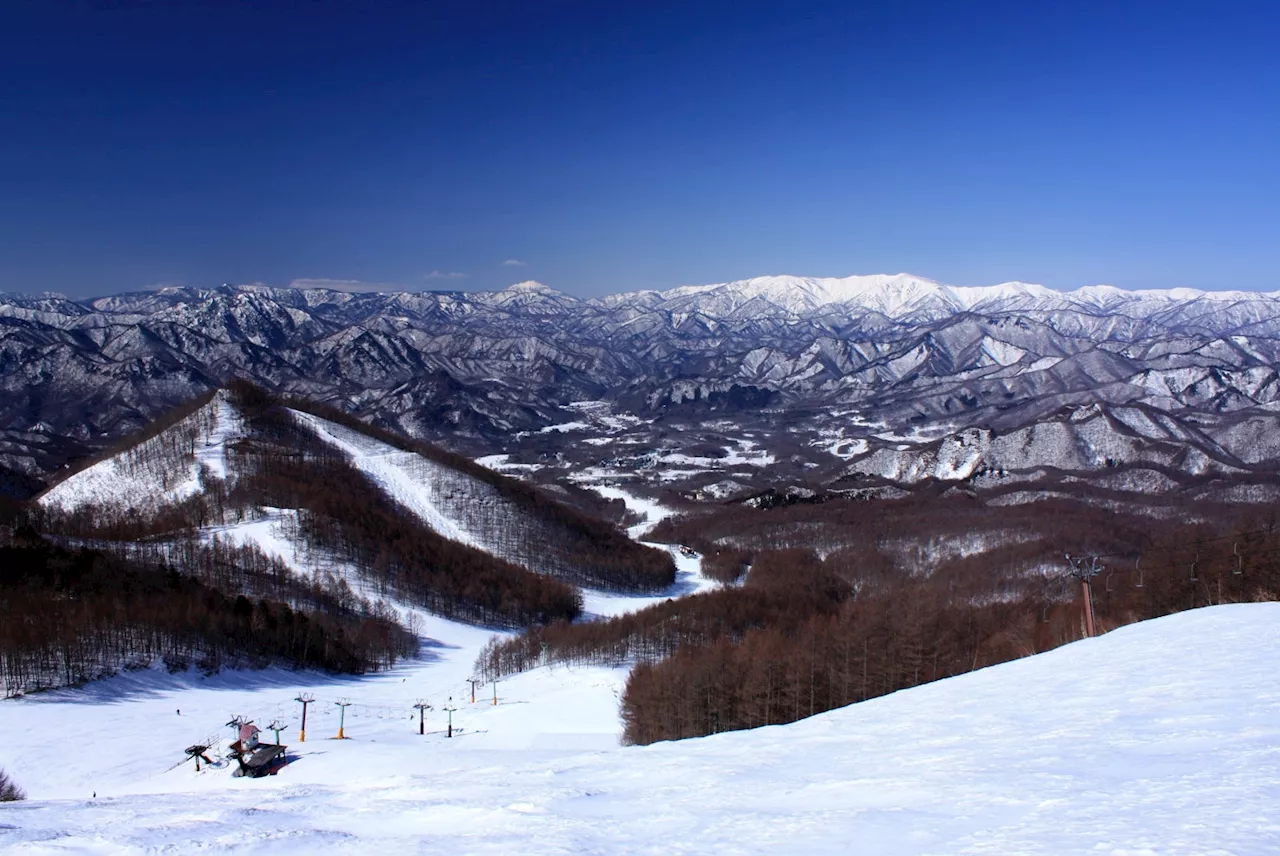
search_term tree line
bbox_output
[479,507,1280,745]
[623,518,1280,743]
[474,550,852,680]
[0,533,415,696]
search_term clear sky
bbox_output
[2,0,1277,298]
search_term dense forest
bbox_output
[650,487,1271,583]
[0,531,415,696]
[480,497,1280,745]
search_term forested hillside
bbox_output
[281,391,674,593]
[37,382,672,597]
[230,388,582,626]
[0,533,414,694]
[481,500,1280,744]
[5,384,684,692]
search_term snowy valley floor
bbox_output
[2,603,1279,854]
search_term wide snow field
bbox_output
[3,604,1280,854]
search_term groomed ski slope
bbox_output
[290,409,482,549]
[578,485,722,617]
[3,604,1279,854]
[287,409,719,613]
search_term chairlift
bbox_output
[1233,541,1243,576]
[1105,569,1116,593]
[1189,549,1200,583]
[1134,556,1144,588]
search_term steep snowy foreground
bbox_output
[3,604,1279,854]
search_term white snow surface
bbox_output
[38,392,243,514]
[590,485,670,540]
[3,604,1279,853]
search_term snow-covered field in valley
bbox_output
[3,604,1279,854]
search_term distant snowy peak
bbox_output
[504,280,557,294]
[647,273,1073,320]
[657,274,954,316]
[635,274,1280,320]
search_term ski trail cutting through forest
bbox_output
[39,391,243,513]
[592,485,671,540]
[290,410,481,549]
[576,485,721,618]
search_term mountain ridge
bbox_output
[6,273,1280,504]
[11,270,1280,315]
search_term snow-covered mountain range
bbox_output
[6,273,1280,501]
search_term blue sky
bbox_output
[1,1,1276,298]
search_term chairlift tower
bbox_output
[267,719,289,745]
[225,715,248,739]
[1066,553,1103,638]
[444,697,457,738]
[334,698,353,739]
[413,699,432,735]
[295,693,315,742]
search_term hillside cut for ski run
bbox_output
[36,385,673,599]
